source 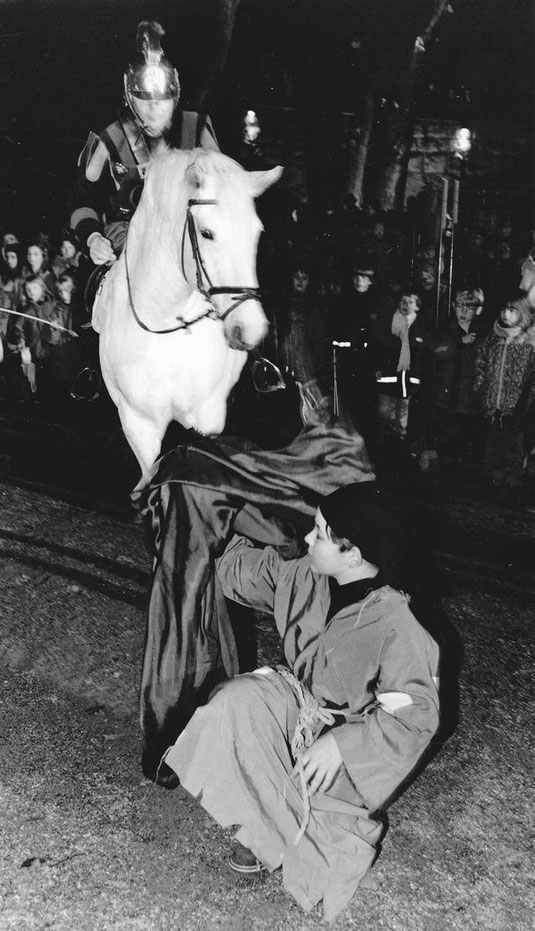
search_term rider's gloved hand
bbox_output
[87,232,116,265]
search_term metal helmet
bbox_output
[124,21,180,112]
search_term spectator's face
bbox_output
[25,280,45,302]
[353,272,373,293]
[399,294,419,316]
[58,280,74,303]
[497,242,511,261]
[373,222,385,239]
[132,98,175,136]
[501,305,521,327]
[455,299,477,327]
[5,251,18,270]
[292,270,310,293]
[60,240,76,260]
[27,246,44,271]
[419,268,435,290]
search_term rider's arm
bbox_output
[70,135,110,249]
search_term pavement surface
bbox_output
[0,404,534,930]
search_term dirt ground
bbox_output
[0,479,533,931]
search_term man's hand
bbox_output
[293,732,344,795]
[88,232,116,266]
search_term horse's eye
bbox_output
[200,229,214,241]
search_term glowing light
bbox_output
[453,127,472,155]
[243,109,260,145]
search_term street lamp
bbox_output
[435,126,472,328]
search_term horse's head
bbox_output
[184,152,283,350]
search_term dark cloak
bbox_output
[138,422,374,778]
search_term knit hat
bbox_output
[321,482,407,586]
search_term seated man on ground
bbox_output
[164,481,440,921]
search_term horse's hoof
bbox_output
[142,753,180,790]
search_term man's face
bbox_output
[372,221,385,239]
[399,294,419,316]
[132,97,175,137]
[420,268,435,291]
[5,251,18,270]
[352,271,373,293]
[292,270,310,293]
[27,246,44,271]
[25,280,45,303]
[304,508,348,577]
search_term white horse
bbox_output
[93,148,282,490]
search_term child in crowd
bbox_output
[12,276,57,399]
[370,286,430,442]
[51,233,80,279]
[46,272,79,405]
[22,243,55,298]
[279,263,331,427]
[431,287,485,470]
[473,295,535,487]
[0,243,24,344]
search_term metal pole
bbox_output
[447,177,460,316]
[332,344,339,417]
[435,175,449,331]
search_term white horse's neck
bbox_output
[125,181,205,325]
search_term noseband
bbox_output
[123,197,262,335]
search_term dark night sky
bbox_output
[0,0,533,230]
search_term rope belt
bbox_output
[275,665,349,846]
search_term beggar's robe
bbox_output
[165,535,440,921]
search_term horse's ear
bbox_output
[248,165,283,198]
[185,162,206,191]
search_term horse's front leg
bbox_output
[119,405,166,493]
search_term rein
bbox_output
[123,197,262,335]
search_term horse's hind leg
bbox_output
[119,408,166,493]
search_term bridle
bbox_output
[123,197,262,335]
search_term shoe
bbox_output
[228,844,265,875]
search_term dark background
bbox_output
[0,0,533,233]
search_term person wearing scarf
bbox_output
[371,289,429,440]
[473,295,535,487]
[162,480,439,921]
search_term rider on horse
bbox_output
[70,20,219,267]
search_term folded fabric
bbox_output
[138,422,375,777]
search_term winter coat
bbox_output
[430,318,482,414]
[473,321,535,418]
[368,310,430,399]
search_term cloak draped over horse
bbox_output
[93,148,282,489]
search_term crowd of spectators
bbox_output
[252,197,535,503]
[0,229,87,411]
[1,199,534,505]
